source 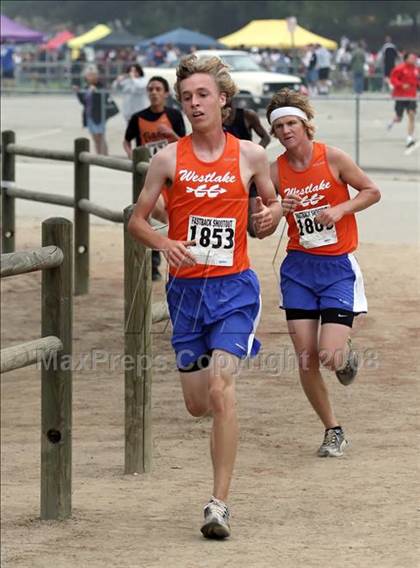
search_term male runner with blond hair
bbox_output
[268,89,381,458]
[128,54,282,538]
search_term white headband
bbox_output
[269,106,308,124]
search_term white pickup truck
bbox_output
[144,49,302,109]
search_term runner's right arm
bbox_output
[128,145,196,268]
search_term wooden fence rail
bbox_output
[1,217,73,520]
[7,143,74,162]
[1,245,64,277]
[1,130,152,295]
[1,336,63,373]
[78,151,133,172]
[77,198,124,223]
[5,186,75,207]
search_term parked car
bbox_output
[143,49,302,110]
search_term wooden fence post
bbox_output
[1,130,16,253]
[123,206,152,474]
[74,137,90,295]
[132,146,150,203]
[41,217,73,520]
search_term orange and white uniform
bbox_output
[277,142,358,255]
[165,133,261,370]
[277,141,367,317]
[138,112,174,155]
[167,133,250,279]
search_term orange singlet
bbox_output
[139,113,173,156]
[277,142,358,255]
[168,133,250,278]
[138,113,173,203]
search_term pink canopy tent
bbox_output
[44,30,74,50]
[0,14,44,43]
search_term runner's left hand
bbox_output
[315,205,345,225]
[281,194,300,215]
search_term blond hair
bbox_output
[175,54,238,119]
[266,89,316,140]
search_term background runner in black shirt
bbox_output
[123,77,186,280]
[123,76,186,158]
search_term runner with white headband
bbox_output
[267,89,381,458]
[269,106,309,123]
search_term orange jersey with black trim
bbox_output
[138,112,173,156]
[277,142,358,255]
[168,133,250,278]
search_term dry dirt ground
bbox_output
[1,221,419,568]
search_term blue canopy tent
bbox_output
[138,27,225,50]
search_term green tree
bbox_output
[3,0,420,45]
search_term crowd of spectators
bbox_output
[1,35,417,96]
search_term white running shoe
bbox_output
[200,497,231,539]
[318,427,349,457]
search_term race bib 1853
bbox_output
[293,205,338,249]
[187,215,236,266]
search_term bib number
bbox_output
[145,138,168,156]
[187,215,236,266]
[293,205,338,249]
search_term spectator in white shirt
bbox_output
[315,44,332,94]
[112,63,148,122]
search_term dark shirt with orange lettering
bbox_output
[124,107,186,154]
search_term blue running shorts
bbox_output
[280,250,368,313]
[166,269,261,370]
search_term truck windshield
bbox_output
[221,55,262,72]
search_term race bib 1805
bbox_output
[293,205,338,249]
[187,215,236,266]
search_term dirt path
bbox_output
[1,221,419,568]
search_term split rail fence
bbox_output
[1,133,171,518]
[1,217,72,520]
[1,129,151,295]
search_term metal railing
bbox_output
[3,59,390,93]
